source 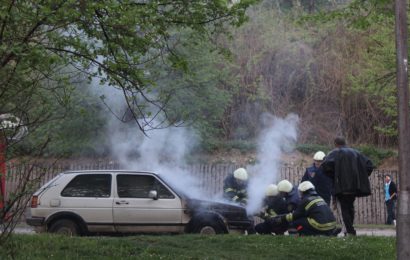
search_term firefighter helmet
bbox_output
[233,168,248,181]
[313,151,326,161]
[265,184,279,197]
[277,180,293,193]
[298,181,315,192]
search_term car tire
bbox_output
[191,217,227,235]
[195,223,220,235]
[49,219,80,236]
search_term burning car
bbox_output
[26,170,252,235]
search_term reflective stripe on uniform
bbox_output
[225,188,236,193]
[305,198,324,211]
[267,209,277,217]
[232,195,239,201]
[307,217,336,231]
[286,213,293,222]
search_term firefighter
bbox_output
[223,168,248,205]
[277,179,300,213]
[301,151,333,205]
[270,181,340,236]
[255,184,288,235]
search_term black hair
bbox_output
[334,136,346,146]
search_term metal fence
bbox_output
[5,161,397,225]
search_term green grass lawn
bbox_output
[0,234,396,260]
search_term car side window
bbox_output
[117,175,174,199]
[61,174,112,197]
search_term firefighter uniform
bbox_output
[223,173,247,204]
[272,181,338,236]
[255,196,288,234]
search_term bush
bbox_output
[296,143,331,155]
[357,145,397,167]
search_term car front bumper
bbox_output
[26,216,45,227]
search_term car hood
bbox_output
[185,198,250,222]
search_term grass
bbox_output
[0,234,396,260]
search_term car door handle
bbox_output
[115,201,129,205]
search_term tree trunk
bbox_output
[394,0,410,259]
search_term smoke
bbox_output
[246,113,299,215]
[89,79,205,198]
[89,77,299,207]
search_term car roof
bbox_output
[62,170,159,175]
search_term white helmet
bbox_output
[233,168,248,181]
[298,181,315,192]
[313,151,326,161]
[277,180,293,193]
[265,184,279,197]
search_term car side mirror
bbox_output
[148,190,158,200]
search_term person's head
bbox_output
[265,184,279,197]
[334,136,346,147]
[233,168,248,184]
[298,181,315,196]
[277,179,293,194]
[313,151,326,167]
[385,174,391,183]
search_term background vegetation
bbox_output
[1,0,402,160]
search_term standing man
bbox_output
[321,136,374,236]
[223,168,248,205]
[301,151,333,205]
[384,174,397,226]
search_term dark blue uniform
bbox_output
[301,164,333,204]
[279,190,337,236]
[223,174,247,204]
[255,196,288,234]
[283,186,300,213]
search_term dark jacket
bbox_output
[386,181,397,200]
[283,186,301,213]
[260,196,288,219]
[284,190,336,231]
[223,174,247,204]
[301,164,333,204]
[321,147,374,197]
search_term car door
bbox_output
[59,173,115,232]
[113,173,183,233]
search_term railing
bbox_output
[4,161,397,225]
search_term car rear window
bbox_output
[61,174,112,197]
[117,174,174,199]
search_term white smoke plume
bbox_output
[91,81,205,198]
[246,113,299,215]
[90,79,299,206]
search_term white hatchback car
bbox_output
[26,170,252,235]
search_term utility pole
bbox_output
[395,0,410,259]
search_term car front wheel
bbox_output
[49,219,80,236]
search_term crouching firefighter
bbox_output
[255,184,288,235]
[223,168,248,205]
[270,181,341,236]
